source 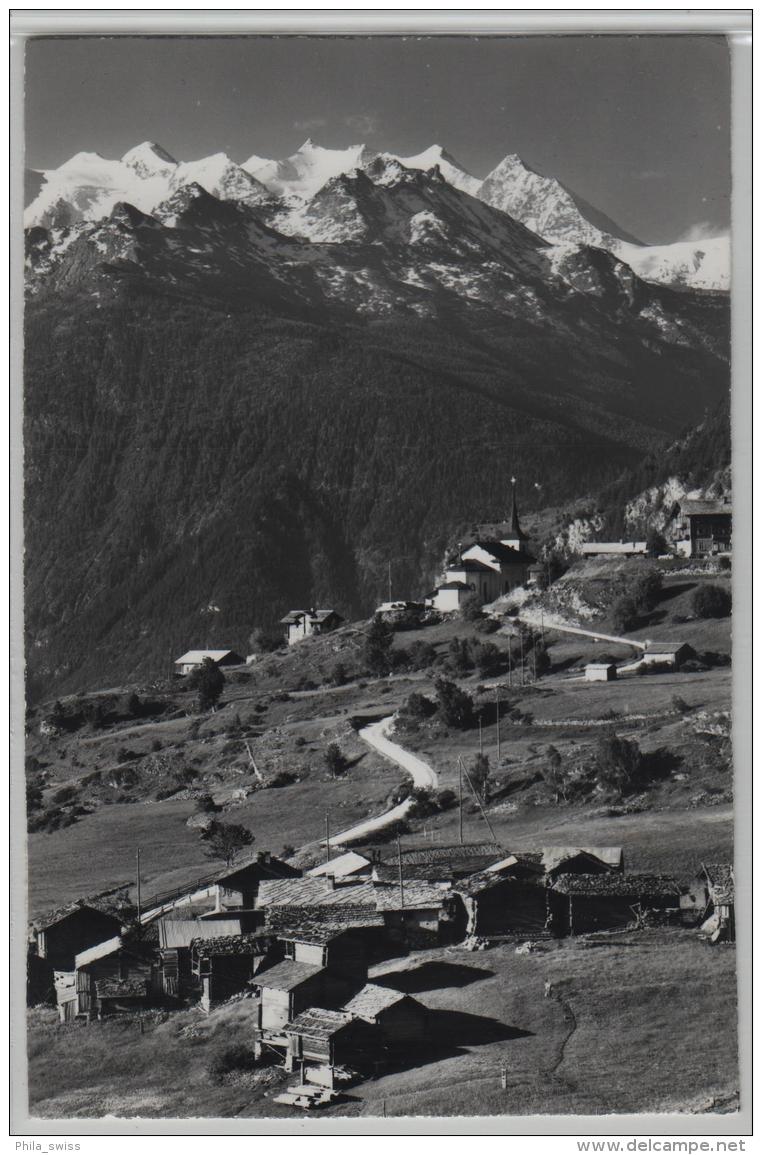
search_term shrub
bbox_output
[294,736,307,748]
[645,528,668,557]
[434,678,475,729]
[407,640,437,669]
[630,568,663,613]
[51,785,76,805]
[268,770,297,788]
[460,592,484,622]
[611,594,639,633]
[436,787,457,811]
[187,658,226,710]
[151,739,163,752]
[692,583,731,618]
[474,641,503,679]
[467,752,491,801]
[363,614,394,676]
[125,692,142,718]
[542,745,569,802]
[331,660,348,686]
[595,734,643,796]
[407,787,440,819]
[195,793,220,814]
[475,616,500,634]
[281,844,295,859]
[446,637,473,676]
[323,742,348,778]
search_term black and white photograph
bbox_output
[13,16,750,1130]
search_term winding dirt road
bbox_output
[330,716,438,845]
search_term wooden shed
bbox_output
[62,934,159,1020]
[284,1008,379,1086]
[549,873,680,935]
[33,902,123,971]
[191,932,280,1012]
[456,871,550,940]
[343,983,428,1048]
[157,916,242,998]
[642,642,695,668]
[252,959,328,1034]
[211,851,301,912]
[373,882,462,949]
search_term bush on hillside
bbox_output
[364,614,394,676]
[460,592,484,622]
[434,678,475,730]
[691,583,731,618]
[187,658,226,711]
[595,734,643,796]
[611,594,640,634]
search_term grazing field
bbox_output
[27,930,737,1119]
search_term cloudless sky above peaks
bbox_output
[24,34,731,243]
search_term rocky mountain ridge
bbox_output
[25,138,730,291]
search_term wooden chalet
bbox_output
[283,1008,379,1086]
[252,959,330,1036]
[191,932,280,1012]
[681,862,735,943]
[33,901,123,972]
[549,873,680,935]
[343,983,428,1048]
[455,869,550,940]
[265,908,386,976]
[211,851,301,912]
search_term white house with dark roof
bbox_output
[281,608,344,646]
[174,649,244,676]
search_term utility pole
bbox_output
[136,848,142,922]
[540,609,545,644]
[495,688,501,766]
[388,561,393,604]
[396,834,405,909]
[508,640,513,688]
[325,813,331,864]
[458,757,464,844]
[520,630,525,686]
[478,714,483,755]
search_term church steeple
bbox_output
[501,477,529,551]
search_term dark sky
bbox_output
[24,34,731,243]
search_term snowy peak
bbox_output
[121,141,178,177]
[478,152,642,250]
[244,139,376,200]
[382,144,482,197]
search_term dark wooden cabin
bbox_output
[157,916,242,998]
[212,851,301,912]
[191,932,280,1012]
[549,874,680,935]
[34,902,123,971]
[343,983,428,1049]
[58,934,158,1021]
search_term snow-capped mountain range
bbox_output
[25,139,729,292]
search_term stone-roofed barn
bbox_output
[343,982,428,1048]
[550,873,680,935]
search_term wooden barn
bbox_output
[58,934,158,1021]
[455,871,550,940]
[681,862,735,943]
[265,909,386,978]
[343,983,428,1048]
[283,1008,379,1086]
[549,873,680,935]
[211,851,301,912]
[374,842,505,883]
[33,902,123,971]
[642,642,695,669]
[373,883,464,948]
[174,649,244,676]
[157,916,242,998]
[191,932,280,1012]
[252,960,329,1035]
